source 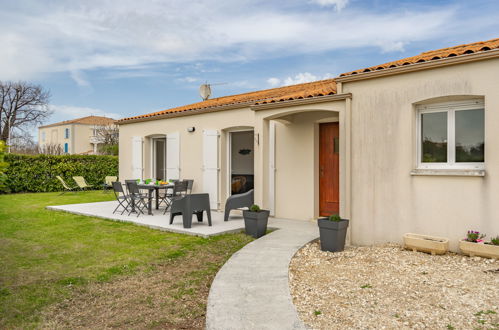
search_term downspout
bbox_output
[338,80,354,246]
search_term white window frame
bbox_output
[416,99,484,170]
[64,128,70,139]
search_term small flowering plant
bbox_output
[465,230,485,243]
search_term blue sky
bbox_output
[1,0,498,128]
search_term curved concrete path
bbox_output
[206,217,318,330]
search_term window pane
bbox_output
[155,139,166,180]
[455,109,484,162]
[421,112,447,162]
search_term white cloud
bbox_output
[0,1,493,81]
[267,77,281,87]
[268,72,334,87]
[178,76,200,83]
[310,0,349,11]
[50,105,121,120]
[70,70,90,87]
[284,72,319,85]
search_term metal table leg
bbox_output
[148,189,153,215]
[155,187,159,210]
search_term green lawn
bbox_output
[0,191,253,329]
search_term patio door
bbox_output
[229,130,254,196]
[153,138,166,180]
[319,122,339,216]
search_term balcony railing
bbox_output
[90,135,104,144]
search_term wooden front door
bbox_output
[319,122,340,216]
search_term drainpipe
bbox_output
[345,94,353,246]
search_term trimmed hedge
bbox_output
[3,154,118,193]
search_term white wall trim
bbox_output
[268,121,276,216]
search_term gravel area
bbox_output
[289,242,499,330]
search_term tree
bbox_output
[38,143,64,155]
[0,81,51,145]
[95,124,119,155]
[9,131,38,155]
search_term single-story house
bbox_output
[118,38,499,251]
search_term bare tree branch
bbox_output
[38,143,64,155]
[95,124,119,155]
[0,81,52,142]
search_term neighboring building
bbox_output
[38,115,116,154]
[117,38,499,251]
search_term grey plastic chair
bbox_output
[185,179,194,194]
[169,193,212,228]
[224,189,254,222]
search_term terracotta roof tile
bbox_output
[119,37,498,123]
[339,37,499,77]
[118,79,337,123]
[40,115,116,128]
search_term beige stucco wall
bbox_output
[118,107,255,207]
[38,123,96,154]
[38,124,72,153]
[343,58,499,251]
[72,124,94,154]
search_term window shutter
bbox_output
[203,130,220,209]
[166,132,180,180]
[131,136,143,179]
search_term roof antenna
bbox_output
[199,83,211,101]
[199,81,227,101]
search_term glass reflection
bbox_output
[421,112,447,163]
[456,109,484,162]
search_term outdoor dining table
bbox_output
[137,183,174,215]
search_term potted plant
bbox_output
[243,204,269,238]
[459,230,499,259]
[317,214,349,252]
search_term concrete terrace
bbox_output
[47,201,246,237]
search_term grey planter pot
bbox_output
[318,218,349,252]
[243,210,270,238]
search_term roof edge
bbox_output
[117,101,255,125]
[251,93,351,111]
[39,115,116,129]
[336,49,499,82]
